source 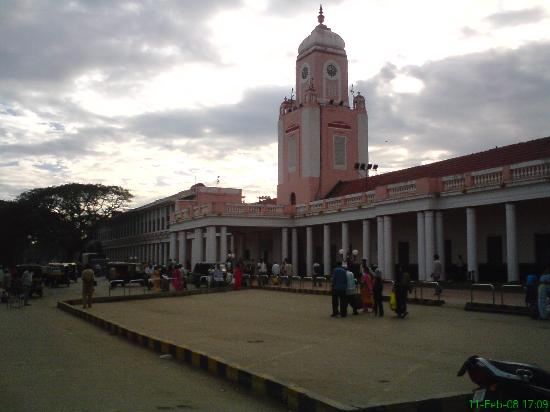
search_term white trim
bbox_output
[510,158,550,169]
[471,167,503,176]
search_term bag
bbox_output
[389,292,397,311]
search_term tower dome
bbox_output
[298,6,346,56]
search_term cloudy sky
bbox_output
[1,0,549,206]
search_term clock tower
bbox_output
[277,6,369,206]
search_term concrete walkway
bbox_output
[0,283,286,412]
[89,288,549,409]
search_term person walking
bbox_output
[21,269,33,306]
[271,261,280,285]
[331,262,348,317]
[258,259,268,285]
[373,268,384,317]
[81,264,95,309]
[431,254,443,296]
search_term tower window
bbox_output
[333,135,347,169]
[288,135,297,172]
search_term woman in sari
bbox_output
[234,261,243,290]
[172,264,183,292]
[361,264,374,313]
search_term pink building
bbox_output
[100,9,550,283]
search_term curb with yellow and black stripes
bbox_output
[58,291,468,412]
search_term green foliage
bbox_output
[1,183,133,263]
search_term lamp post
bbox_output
[354,163,379,191]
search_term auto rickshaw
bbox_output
[45,262,72,287]
[107,262,146,288]
[15,264,44,297]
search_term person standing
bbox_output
[21,269,33,306]
[283,259,293,287]
[271,261,280,285]
[394,266,411,318]
[431,254,443,296]
[81,264,95,309]
[258,259,267,285]
[234,261,243,290]
[346,267,359,315]
[172,264,183,291]
[361,265,374,313]
[212,264,224,288]
[312,262,321,287]
[373,269,384,317]
[331,262,348,317]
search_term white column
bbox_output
[291,228,298,273]
[281,228,289,262]
[163,242,169,265]
[306,226,313,277]
[417,212,426,280]
[205,226,217,262]
[506,203,519,282]
[219,226,227,263]
[466,207,478,282]
[169,232,177,263]
[362,219,370,264]
[341,222,349,258]
[435,211,445,280]
[425,210,435,279]
[377,216,385,274]
[384,215,393,279]
[323,224,331,276]
[192,228,203,268]
[179,232,187,266]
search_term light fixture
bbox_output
[352,249,358,256]
[367,164,373,170]
[373,164,378,171]
[339,249,345,255]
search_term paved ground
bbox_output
[0,283,286,412]
[89,286,550,409]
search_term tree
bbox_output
[15,183,133,260]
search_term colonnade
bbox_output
[278,203,519,281]
[103,203,520,281]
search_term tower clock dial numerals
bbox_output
[301,66,309,80]
[326,64,337,77]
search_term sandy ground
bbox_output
[88,287,550,409]
[0,283,286,412]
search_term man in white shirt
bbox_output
[21,269,33,306]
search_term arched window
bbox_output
[290,192,296,205]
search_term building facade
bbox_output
[100,9,550,282]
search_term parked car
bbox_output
[191,263,228,288]
[107,262,146,288]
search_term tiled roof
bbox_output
[326,136,550,198]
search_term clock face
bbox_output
[301,66,309,80]
[326,64,337,78]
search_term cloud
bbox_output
[129,86,288,147]
[358,41,550,172]
[485,7,547,28]
[0,0,240,84]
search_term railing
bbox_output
[344,193,363,206]
[470,283,496,305]
[500,284,525,305]
[388,181,416,198]
[442,175,465,191]
[412,281,441,301]
[510,160,550,181]
[472,170,502,187]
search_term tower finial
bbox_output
[318,4,324,24]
